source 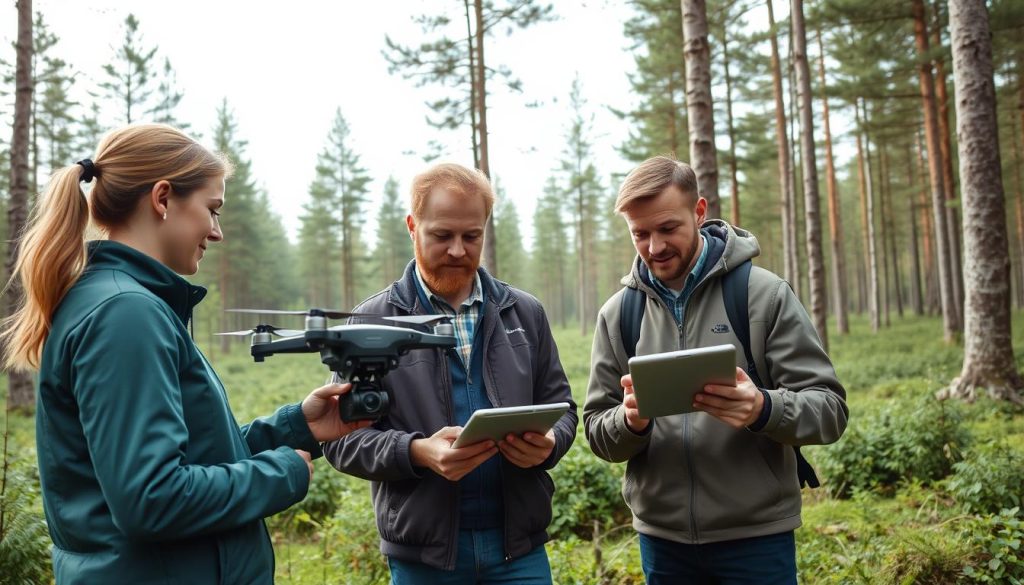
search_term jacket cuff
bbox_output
[755,389,786,433]
[281,445,312,498]
[614,405,653,444]
[283,402,323,459]
[398,431,425,479]
[746,389,772,432]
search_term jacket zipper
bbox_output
[440,349,461,571]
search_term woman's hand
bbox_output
[301,383,373,442]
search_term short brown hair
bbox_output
[615,155,698,213]
[410,163,494,220]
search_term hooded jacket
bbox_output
[36,240,318,584]
[584,220,848,544]
[322,261,577,571]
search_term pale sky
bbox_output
[1,0,643,246]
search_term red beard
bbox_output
[415,245,477,300]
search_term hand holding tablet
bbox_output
[451,402,570,448]
[627,344,737,418]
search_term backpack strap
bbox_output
[619,285,646,360]
[721,260,820,489]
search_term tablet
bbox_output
[451,402,570,448]
[628,344,737,418]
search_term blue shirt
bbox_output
[650,234,709,326]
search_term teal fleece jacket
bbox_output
[36,240,319,584]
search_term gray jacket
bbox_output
[323,261,577,570]
[584,220,848,544]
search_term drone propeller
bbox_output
[383,315,451,326]
[216,324,305,338]
[226,308,374,319]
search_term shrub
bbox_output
[815,395,969,497]
[547,535,644,585]
[272,459,351,536]
[962,508,1024,584]
[549,441,630,539]
[0,468,53,585]
[945,441,1024,515]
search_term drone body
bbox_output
[219,309,456,421]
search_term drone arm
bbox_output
[68,298,311,541]
[239,402,322,460]
[322,427,424,482]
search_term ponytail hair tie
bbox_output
[76,159,98,183]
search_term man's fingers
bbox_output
[446,438,495,459]
[433,426,463,440]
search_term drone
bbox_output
[218,308,457,422]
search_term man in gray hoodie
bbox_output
[584,156,848,584]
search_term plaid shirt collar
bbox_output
[414,267,483,370]
[649,233,709,325]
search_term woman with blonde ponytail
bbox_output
[1,124,370,584]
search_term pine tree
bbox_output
[6,0,35,410]
[313,109,371,311]
[374,176,413,289]
[98,14,157,124]
[560,76,602,334]
[148,57,188,129]
[384,0,553,275]
[532,178,571,329]
[492,180,527,288]
[614,0,689,162]
[943,0,1023,404]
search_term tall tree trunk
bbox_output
[766,0,797,290]
[858,100,881,333]
[473,0,498,275]
[912,0,959,342]
[1013,115,1024,309]
[723,30,740,226]
[881,145,904,319]
[906,143,924,315]
[932,0,964,316]
[464,0,479,170]
[681,0,720,219]
[916,129,940,314]
[817,28,848,334]
[5,0,35,412]
[878,142,891,326]
[787,32,804,303]
[943,0,1023,404]
[791,0,827,348]
[855,105,871,319]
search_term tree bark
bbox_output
[723,29,740,226]
[912,0,959,342]
[881,144,903,319]
[942,0,1023,404]
[766,0,797,290]
[878,142,891,326]
[857,100,881,333]
[473,0,498,275]
[5,0,35,411]
[787,32,804,302]
[681,0,720,219]
[791,0,827,349]
[906,143,924,315]
[916,129,940,314]
[932,1,964,316]
[816,28,848,334]
[1013,114,1024,309]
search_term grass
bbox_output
[3,310,1023,584]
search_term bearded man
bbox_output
[324,163,576,585]
[584,156,847,584]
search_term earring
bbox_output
[162,212,167,220]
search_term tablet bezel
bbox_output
[450,402,570,448]
[627,344,737,418]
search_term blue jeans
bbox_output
[639,531,797,585]
[388,528,551,585]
